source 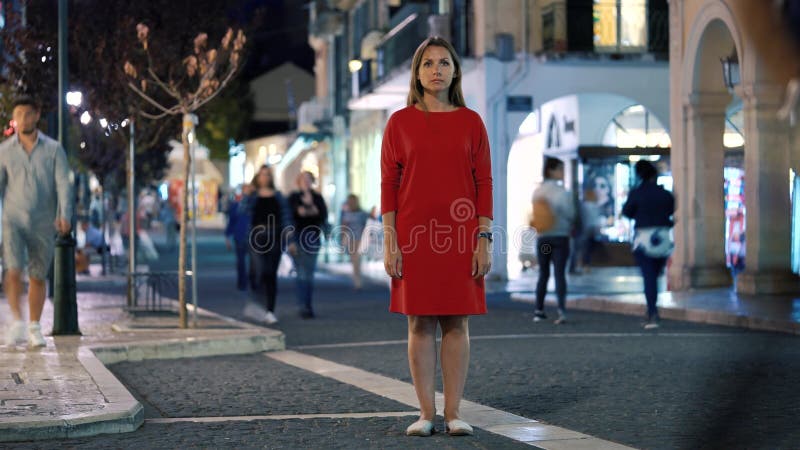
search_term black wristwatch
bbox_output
[477,232,493,242]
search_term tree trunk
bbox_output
[178,125,190,328]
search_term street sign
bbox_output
[507,95,533,112]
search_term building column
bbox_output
[669,92,732,290]
[736,83,800,294]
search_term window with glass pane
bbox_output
[593,0,647,52]
[593,1,618,49]
[620,0,646,49]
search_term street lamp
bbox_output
[721,47,740,92]
[349,59,363,99]
[80,111,92,125]
[66,91,82,107]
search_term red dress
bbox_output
[381,106,493,316]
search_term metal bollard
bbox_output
[52,233,81,335]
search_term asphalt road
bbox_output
[22,228,799,450]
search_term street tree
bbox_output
[124,24,246,328]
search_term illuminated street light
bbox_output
[66,91,82,107]
[348,59,363,73]
[99,118,108,128]
[80,111,92,125]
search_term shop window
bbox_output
[593,0,647,53]
[602,104,671,148]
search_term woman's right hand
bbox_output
[383,231,402,278]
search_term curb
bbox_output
[511,293,800,335]
[0,315,285,442]
[95,330,285,365]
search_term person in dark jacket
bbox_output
[622,160,675,329]
[240,165,294,325]
[288,171,328,319]
[225,184,253,291]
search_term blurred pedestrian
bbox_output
[225,184,253,292]
[241,165,293,325]
[288,171,328,319]
[75,220,107,275]
[159,200,178,252]
[570,189,601,274]
[1,95,73,348]
[381,36,493,437]
[339,194,370,290]
[622,160,675,330]
[532,157,575,325]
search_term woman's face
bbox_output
[593,176,610,202]
[417,45,455,97]
[298,173,313,191]
[549,165,565,181]
[257,168,272,188]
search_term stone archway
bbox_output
[673,0,798,294]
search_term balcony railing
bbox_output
[376,8,429,81]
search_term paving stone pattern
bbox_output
[0,348,107,420]
[109,354,412,418]
[305,331,800,450]
[6,417,535,449]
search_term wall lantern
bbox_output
[720,48,740,91]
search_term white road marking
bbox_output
[267,350,638,450]
[145,411,418,424]
[293,332,740,350]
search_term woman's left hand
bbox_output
[472,242,491,279]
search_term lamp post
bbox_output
[53,0,80,335]
[127,115,136,308]
[348,59,363,99]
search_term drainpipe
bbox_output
[486,0,530,281]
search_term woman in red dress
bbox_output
[381,36,493,437]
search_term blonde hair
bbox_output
[407,36,466,111]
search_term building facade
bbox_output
[669,0,800,294]
[309,0,674,279]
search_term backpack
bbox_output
[530,199,555,232]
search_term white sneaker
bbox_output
[243,301,266,321]
[28,322,46,348]
[5,320,27,346]
[264,311,278,325]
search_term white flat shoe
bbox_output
[405,419,435,437]
[446,419,474,436]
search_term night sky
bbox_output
[236,0,315,80]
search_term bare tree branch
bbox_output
[127,81,176,113]
[191,66,238,111]
[147,67,183,100]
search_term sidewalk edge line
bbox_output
[510,293,800,335]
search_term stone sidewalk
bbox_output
[0,275,284,442]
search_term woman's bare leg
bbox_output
[439,315,470,421]
[407,315,438,420]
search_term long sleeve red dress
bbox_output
[381,105,493,316]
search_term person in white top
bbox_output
[532,157,575,325]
